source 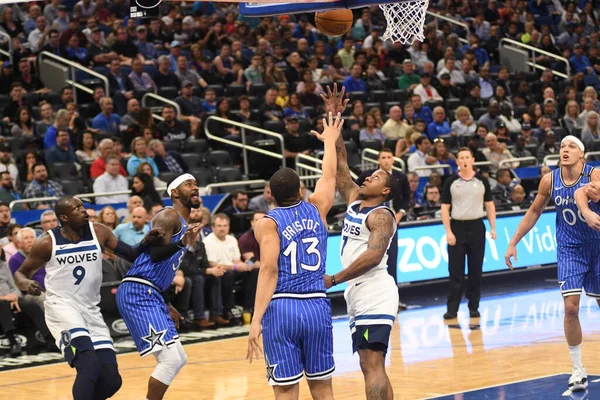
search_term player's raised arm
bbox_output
[247,217,279,364]
[325,209,395,287]
[309,112,344,222]
[575,169,600,231]
[14,235,51,295]
[504,173,552,269]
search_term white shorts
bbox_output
[344,271,399,335]
[44,295,113,353]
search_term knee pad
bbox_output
[96,349,122,397]
[151,343,187,386]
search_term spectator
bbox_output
[128,58,157,93]
[569,44,593,75]
[90,139,127,179]
[45,129,77,164]
[478,100,502,132]
[175,55,204,89]
[0,172,22,209]
[436,72,460,99]
[148,139,185,174]
[512,135,533,159]
[23,163,63,209]
[337,37,355,70]
[581,111,600,149]
[482,133,516,173]
[0,202,12,242]
[154,55,180,88]
[87,27,117,67]
[427,107,453,140]
[411,94,433,125]
[36,101,54,136]
[18,59,47,94]
[223,190,249,218]
[137,162,166,189]
[421,184,441,217]
[407,171,424,210]
[8,227,44,289]
[92,97,121,134]
[408,136,442,177]
[382,105,410,140]
[175,80,203,120]
[204,214,258,319]
[244,54,264,85]
[414,73,443,104]
[111,27,139,66]
[121,98,141,127]
[283,117,314,168]
[66,34,88,65]
[478,65,497,100]
[343,64,368,93]
[2,82,28,125]
[73,0,96,19]
[508,184,529,209]
[258,88,284,125]
[398,59,420,91]
[10,106,35,138]
[93,155,130,204]
[249,182,275,212]
[495,120,512,144]
[534,114,555,142]
[563,100,585,134]
[283,93,310,120]
[238,211,264,267]
[40,210,58,234]
[201,88,217,113]
[134,25,157,61]
[27,16,49,53]
[0,144,18,189]
[431,138,457,173]
[499,104,521,132]
[112,206,149,245]
[3,224,21,263]
[131,172,163,210]
[452,106,477,138]
[107,59,133,103]
[492,168,514,204]
[99,206,119,229]
[127,137,159,176]
[156,105,198,143]
[359,112,386,144]
[0,258,53,356]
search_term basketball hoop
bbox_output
[379,0,429,45]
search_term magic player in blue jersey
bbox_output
[116,174,202,400]
[247,112,344,399]
[505,136,600,393]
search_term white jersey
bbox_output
[340,200,396,285]
[45,222,103,307]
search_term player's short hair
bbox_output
[212,213,230,225]
[55,196,75,218]
[378,148,394,157]
[456,147,473,157]
[270,168,300,206]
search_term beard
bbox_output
[2,182,13,191]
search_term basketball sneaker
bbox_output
[569,368,588,392]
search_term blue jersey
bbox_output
[124,207,187,291]
[266,201,328,295]
[551,164,600,247]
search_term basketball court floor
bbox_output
[1,287,599,399]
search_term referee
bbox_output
[441,147,496,320]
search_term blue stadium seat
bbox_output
[513,167,541,180]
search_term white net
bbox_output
[380,0,429,45]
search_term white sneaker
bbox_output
[569,368,588,392]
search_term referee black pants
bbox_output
[447,219,486,313]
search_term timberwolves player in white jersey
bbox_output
[13,196,166,400]
[506,136,600,393]
[247,112,343,400]
[323,85,399,400]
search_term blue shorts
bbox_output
[262,297,335,386]
[557,245,600,298]
[116,281,179,357]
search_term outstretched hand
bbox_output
[182,223,203,246]
[311,112,344,143]
[320,83,350,115]
[142,228,165,246]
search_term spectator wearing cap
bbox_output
[382,106,410,140]
[536,130,559,163]
[543,97,559,123]
[520,122,539,146]
[87,27,117,67]
[129,58,157,93]
[436,72,460,99]
[478,101,502,132]
[154,55,180,88]
[512,135,533,159]
[494,120,511,144]
[175,80,203,119]
[398,59,421,91]
[427,107,454,140]
[134,25,157,61]
[410,94,433,125]
[92,97,121,134]
[44,0,61,26]
[569,44,594,75]
[362,25,382,51]
[414,73,443,104]
[0,62,14,94]
[51,5,69,33]
[342,64,368,93]
[168,41,182,72]
[46,129,77,164]
[175,55,204,89]
[196,55,222,86]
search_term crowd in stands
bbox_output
[0,0,599,344]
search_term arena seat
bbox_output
[207,150,233,168]
[180,153,204,170]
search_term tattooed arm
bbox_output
[325,209,395,286]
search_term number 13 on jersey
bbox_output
[283,238,321,275]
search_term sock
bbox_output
[569,344,584,370]
[5,330,17,346]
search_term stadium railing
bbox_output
[361,148,406,172]
[204,179,267,195]
[142,92,181,121]
[426,11,469,45]
[543,154,560,166]
[499,38,571,79]
[204,115,286,176]
[39,51,110,103]
[413,164,453,174]
[499,156,537,170]
[0,30,12,64]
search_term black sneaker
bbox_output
[9,343,22,357]
[443,312,457,320]
[469,309,480,318]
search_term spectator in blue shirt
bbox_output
[570,44,595,75]
[427,107,454,140]
[92,97,122,134]
[201,88,217,112]
[168,41,182,73]
[66,34,88,65]
[411,94,433,125]
[46,129,77,163]
[113,206,149,245]
[462,35,489,68]
[134,25,157,61]
[343,64,368,93]
[44,109,72,149]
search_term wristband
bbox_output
[233,264,237,271]
[331,274,337,286]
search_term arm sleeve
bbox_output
[441,176,454,204]
[148,241,184,262]
[400,175,411,210]
[481,174,493,202]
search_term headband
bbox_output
[561,135,585,152]
[166,173,195,197]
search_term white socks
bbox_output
[569,344,584,370]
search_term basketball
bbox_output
[315,9,353,37]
